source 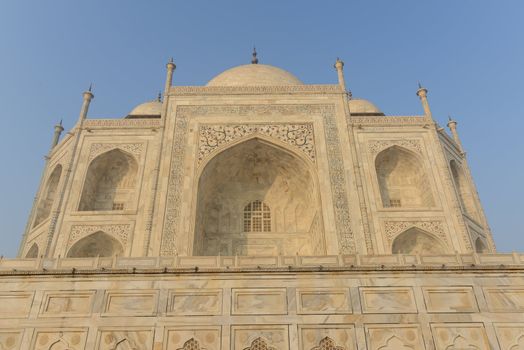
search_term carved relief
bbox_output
[0,331,23,350]
[165,327,221,350]
[367,139,423,156]
[232,325,288,350]
[83,119,161,128]
[299,326,356,350]
[88,143,143,162]
[244,338,276,350]
[430,324,489,350]
[171,84,341,95]
[365,325,424,350]
[350,116,425,125]
[179,338,205,350]
[68,224,130,247]
[161,104,354,255]
[32,330,87,350]
[97,330,152,350]
[311,337,345,350]
[198,123,316,164]
[494,324,524,350]
[383,220,448,246]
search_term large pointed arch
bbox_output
[391,227,447,255]
[25,243,39,258]
[78,149,138,211]
[67,231,124,258]
[33,164,62,227]
[193,136,325,256]
[375,146,435,208]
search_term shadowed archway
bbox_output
[193,138,325,256]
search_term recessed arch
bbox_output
[375,146,435,208]
[193,137,325,256]
[475,237,488,253]
[25,243,39,258]
[67,231,124,258]
[391,227,447,255]
[78,149,138,211]
[33,164,62,227]
[450,159,479,221]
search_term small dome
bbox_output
[126,100,162,118]
[348,98,384,116]
[207,64,303,86]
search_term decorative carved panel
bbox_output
[68,224,130,248]
[422,286,478,313]
[232,288,287,315]
[296,288,352,314]
[164,327,221,350]
[484,287,524,312]
[96,329,153,350]
[167,289,223,315]
[198,123,316,165]
[360,287,417,314]
[231,325,288,350]
[383,220,448,246]
[39,291,95,317]
[0,292,34,318]
[430,323,489,350]
[494,324,524,350]
[31,329,88,350]
[161,104,354,255]
[0,330,23,350]
[88,142,144,162]
[298,325,356,350]
[102,290,158,317]
[367,139,423,156]
[364,325,424,350]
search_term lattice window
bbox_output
[388,199,401,208]
[112,202,124,210]
[311,337,345,350]
[179,338,203,350]
[243,200,271,232]
[243,338,276,350]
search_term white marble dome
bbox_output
[348,98,384,115]
[126,100,162,118]
[207,64,303,86]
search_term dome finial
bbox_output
[251,46,259,64]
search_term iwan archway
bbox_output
[193,137,325,256]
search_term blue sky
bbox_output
[0,1,523,257]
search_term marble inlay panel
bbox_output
[30,329,88,350]
[0,330,24,350]
[232,288,287,315]
[231,325,288,350]
[0,292,34,318]
[167,289,222,316]
[39,290,95,317]
[164,326,221,350]
[95,328,154,350]
[296,288,351,314]
[484,287,524,312]
[102,290,158,316]
[430,323,489,350]
[298,325,356,350]
[364,324,425,350]
[359,287,417,314]
[493,323,524,350]
[422,286,478,313]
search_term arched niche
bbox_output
[475,237,488,253]
[450,159,480,221]
[67,231,124,258]
[33,165,62,227]
[391,227,446,255]
[193,137,325,256]
[25,243,39,258]
[78,149,138,211]
[375,146,435,208]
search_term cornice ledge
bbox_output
[169,84,342,96]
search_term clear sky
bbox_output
[0,1,523,257]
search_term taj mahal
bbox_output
[0,51,523,349]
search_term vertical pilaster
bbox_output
[143,58,175,256]
[45,88,93,256]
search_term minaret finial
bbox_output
[418,81,422,89]
[169,57,174,64]
[157,91,162,102]
[251,46,258,64]
[88,83,93,92]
